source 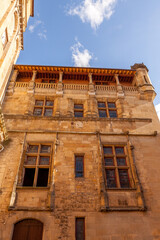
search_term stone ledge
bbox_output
[4,114,152,123]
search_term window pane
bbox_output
[25,156,37,165]
[104,157,114,166]
[103,147,112,155]
[36,168,49,187]
[106,169,117,188]
[39,156,50,165]
[74,111,83,117]
[41,145,51,153]
[35,100,44,106]
[27,145,38,153]
[117,157,126,166]
[115,147,124,155]
[75,156,84,177]
[76,218,85,240]
[45,100,54,106]
[119,170,130,188]
[109,110,117,118]
[98,102,106,108]
[34,108,42,116]
[44,108,53,116]
[108,102,116,108]
[74,104,83,110]
[99,110,107,118]
[23,168,35,186]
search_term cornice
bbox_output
[14,65,136,76]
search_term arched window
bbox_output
[12,219,43,240]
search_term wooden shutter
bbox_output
[12,219,43,240]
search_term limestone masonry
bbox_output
[0,63,160,239]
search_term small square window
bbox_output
[108,102,116,108]
[34,99,54,117]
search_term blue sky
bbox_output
[17,0,160,106]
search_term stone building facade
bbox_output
[0,63,160,240]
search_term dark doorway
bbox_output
[12,219,43,240]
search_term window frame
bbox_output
[22,142,53,188]
[98,101,117,118]
[75,155,84,178]
[33,99,54,117]
[103,145,132,189]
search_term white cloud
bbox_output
[38,32,47,40]
[68,0,117,29]
[155,104,160,120]
[71,39,93,67]
[29,19,47,40]
[29,20,42,33]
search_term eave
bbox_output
[14,65,136,77]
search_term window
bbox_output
[1,28,8,48]
[33,99,54,116]
[75,155,84,178]
[75,218,85,240]
[22,143,52,187]
[98,101,117,118]
[74,104,83,117]
[103,145,130,188]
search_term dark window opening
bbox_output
[23,168,35,186]
[76,218,85,240]
[36,168,49,187]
